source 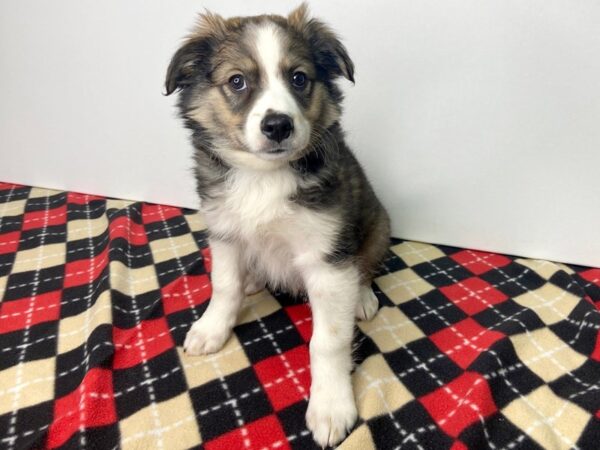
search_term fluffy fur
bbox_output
[165,4,390,446]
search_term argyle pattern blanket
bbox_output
[1,182,600,450]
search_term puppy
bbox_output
[165,4,390,446]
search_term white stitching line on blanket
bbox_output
[449,247,593,448]
[194,366,310,418]
[161,205,244,448]
[378,262,600,332]
[580,275,600,294]
[179,297,305,447]
[462,249,598,450]
[355,358,426,449]
[382,260,600,354]
[248,298,309,400]
[93,301,312,446]
[0,359,310,445]
[356,270,599,440]
[2,241,592,445]
[0,199,178,229]
[258,430,312,450]
[155,205,250,449]
[2,207,199,238]
[373,242,587,449]
[397,243,591,449]
[75,195,97,448]
[0,288,592,446]
[0,184,17,292]
[466,249,598,384]
[0,263,209,321]
[370,250,600,370]
[6,193,68,208]
[0,300,311,356]
[5,191,51,450]
[0,186,25,202]
[3,229,591,325]
[382,248,498,278]
[2,261,198,304]
[0,311,313,395]
[377,287,493,449]
[0,214,202,272]
[1,204,93,228]
[121,206,165,448]
[369,251,492,449]
[3,241,592,364]
[0,222,201,271]
[0,202,189,232]
[2,203,596,446]
[361,287,599,360]
[361,284,586,389]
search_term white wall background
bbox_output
[1,0,599,266]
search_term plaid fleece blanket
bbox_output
[1,182,599,450]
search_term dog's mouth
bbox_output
[256,147,295,161]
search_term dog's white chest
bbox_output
[203,168,297,239]
[202,167,340,291]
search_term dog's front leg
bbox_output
[184,239,244,355]
[303,263,359,447]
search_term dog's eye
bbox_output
[291,71,307,90]
[228,74,247,91]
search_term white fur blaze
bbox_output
[244,23,310,154]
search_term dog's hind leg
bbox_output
[244,271,265,296]
[355,284,379,321]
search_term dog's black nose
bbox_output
[260,113,294,143]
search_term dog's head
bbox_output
[165,3,354,167]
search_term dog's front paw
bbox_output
[306,388,357,448]
[184,317,231,355]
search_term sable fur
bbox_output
[165,5,390,283]
[165,4,390,446]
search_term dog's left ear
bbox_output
[288,3,355,83]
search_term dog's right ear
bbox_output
[164,40,207,95]
[164,11,227,96]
